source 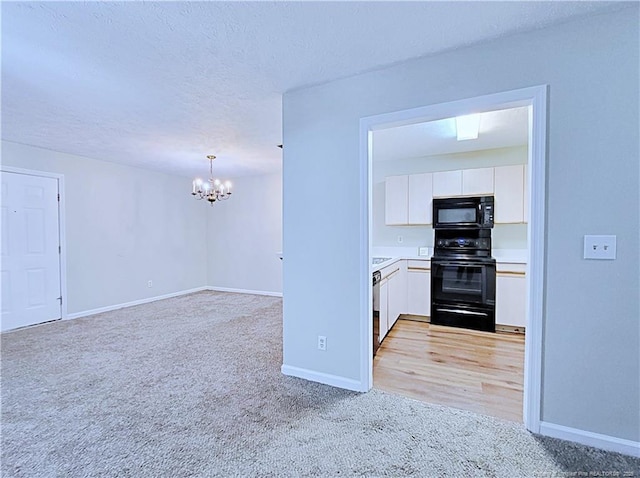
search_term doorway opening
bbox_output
[360,86,547,433]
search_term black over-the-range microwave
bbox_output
[432,196,494,229]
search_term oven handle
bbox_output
[435,308,489,317]
[431,261,488,267]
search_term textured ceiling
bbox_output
[373,106,529,162]
[1,1,625,179]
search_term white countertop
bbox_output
[371,247,527,272]
[492,249,528,263]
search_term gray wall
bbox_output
[282,7,639,442]
[1,141,284,314]
[2,141,208,314]
[207,172,283,294]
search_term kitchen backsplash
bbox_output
[373,223,527,250]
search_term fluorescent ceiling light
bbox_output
[456,114,480,141]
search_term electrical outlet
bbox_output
[317,335,327,351]
[147,280,153,288]
[583,235,616,260]
[397,235,403,244]
[418,246,429,256]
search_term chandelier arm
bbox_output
[192,155,231,206]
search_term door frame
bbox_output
[1,166,68,322]
[359,85,548,433]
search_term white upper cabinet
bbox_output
[385,175,409,225]
[462,167,494,196]
[494,165,525,223]
[385,165,527,226]
[433,170,462,197]
[408,173,433,225]
[385,173,433,225]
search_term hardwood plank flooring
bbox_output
[373,319,525,422]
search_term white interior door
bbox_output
[1,171,61,331]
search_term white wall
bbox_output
[282,7,639,443]
[373,146,527,249]
[206,172,283,295]
[1,141,208,314]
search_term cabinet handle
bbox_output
[497,271,526,277]
[382,268,400,280]
[436,308,488,317]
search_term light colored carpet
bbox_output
[1,291,638,477]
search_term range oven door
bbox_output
[431,259,495,306]
[431,258,496,332]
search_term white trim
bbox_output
[539,421,640,458]
[66,286,210,320]
[57,174,68,320]
[523,86,548,434]
[0,165,61,178]
[60,286,281,322]
[360,124,374,391]
[0,166,68,322]
[66,288,281,320]
[359,85,548,433]
[207,286,283,297]
[281,364,364,392]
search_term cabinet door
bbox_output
[387,271,399,329]
[433,170,462,197]
[408,173,433,224]
[523,164,529,223]
[462,167,494,196]
[496,273,526,327]
[494,165,525,223]
[385,175,409,225]
[407,269,431,316]
[387,267,405,330]
[379,279,389,339]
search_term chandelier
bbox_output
[191,155,232,205]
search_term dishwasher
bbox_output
[372,271,381,356]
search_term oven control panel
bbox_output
[436,237,490,249]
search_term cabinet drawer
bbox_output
[407,259,430,270]
[496,262,526,274]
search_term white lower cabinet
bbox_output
[387,272,401,330]
[391,261,407,328]
[406,260,430,317]
[378,260,408,341]
[377,258,525,337]
[379,278,389,338]
[495,265,527,328]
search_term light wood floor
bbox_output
[374,319,525,422]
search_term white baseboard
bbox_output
[65,286,282,320]
[539,421,640,458]
[65,286,210,320]
[208,286,283,297]
[281,364,365,392]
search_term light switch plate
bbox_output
[583,235,616,260]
